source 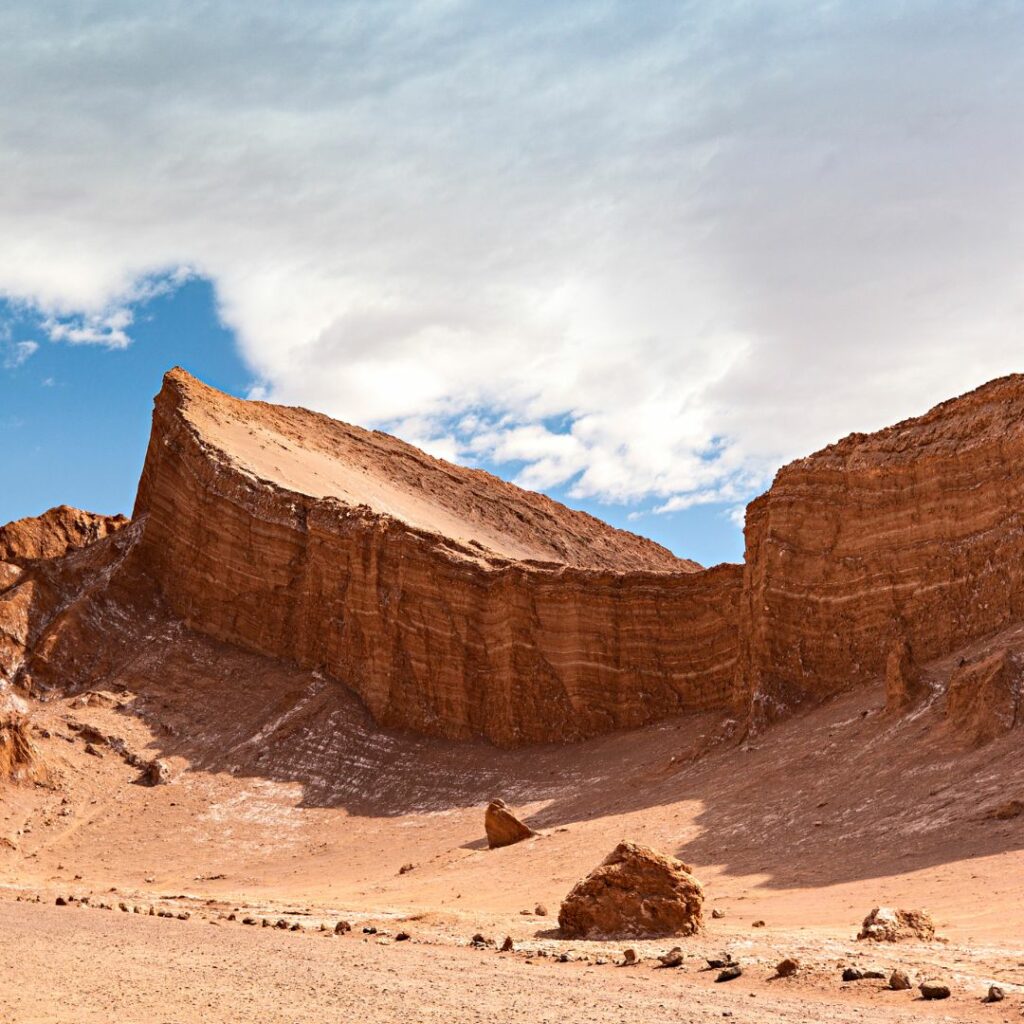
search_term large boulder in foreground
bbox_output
[485,799,536,849]
[558,842,704,939]
[857,907,935,942]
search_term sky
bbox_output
[2,2,1023,567]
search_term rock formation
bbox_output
[0,709,40,783]
[885,637,926,713]
[558,841,704,939]
[7,370,1024,747]
[484,799,536,848]
[737,374,1024,725]
[945,651,1022,746]
[857,907,935,942]
[125,369,743,745]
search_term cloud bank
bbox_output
[2,1,1023,522]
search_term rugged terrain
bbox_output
[4,370,1024,1022]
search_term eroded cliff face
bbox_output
[10,369,1023,747]
[128,370,743,744]
[737,374,1024,723]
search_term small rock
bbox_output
[751,919,765,928]
[470,933,494,948]
[398,863,415,875]
[888,969,912,990]
[534,904,548,917]
[500,936,514,952]
[334,920,351,934]
[484,799,537,849]
[716,965,742,982]
[707,956,736,969]
[139,758,170,786]
[556,951,574,962]
[289,923,301,931]
[857,907,935,943]
[775,958,799,978]
[119,902,129,912]
[55,896,67,906]
[276,919,289,929]
[622,948,638,965]
[395,931,410,942]
[984,984,1005,1003]
[842,966,885,981]
[262,918,271,927]
[658,947,685,968]
[919,979,950,1000]
[84,743,102,757]
[177,912,190,921]
[711,908,725,919]
[363,926,377,935]
[242,916,257,925]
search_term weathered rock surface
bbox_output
[0,506,127,564]
[945,650,1022,746]
[857,907,935,942]
[885,638,926,714]
[126,369,743,745]
[558,841,704,939]
[484,799,536,848]
[0,710,38,782]
[737,375,1024,725]
[10,370,1024,748]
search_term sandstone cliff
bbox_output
[737,374,1024,723]
[127,369,743,745]
[8,369,1024,748]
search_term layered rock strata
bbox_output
[738,374,1024,722]
[127,370,743,745]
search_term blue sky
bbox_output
[2,2,1024,567]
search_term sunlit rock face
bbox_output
[129,369,744,745]
[736,374,1024,724]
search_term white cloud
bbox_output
[1,2,1023,525]
[2,339,38,369]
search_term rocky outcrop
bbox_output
[558,841,704,939]
[0,508,133,689]
[0,709,40,783]
[885,638,927,714]
[0,506,127,564]
[126,369,744,745]
[484,799,535,848]
[945,651,1022,746]
[738,375,1024,724]
[857,907,935,942]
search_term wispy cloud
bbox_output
[0,3,1022,521]
[2,339,38,369]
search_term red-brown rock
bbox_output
[558,841,704,939]
[737,375,1024,724]
[945,651,1022,746]
[125,369,743,745]
[484,799,536,848]
[857,906,935,942]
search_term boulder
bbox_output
[888,969,912,990]
[919,979,950,1000]
[946,651,1022,746]
[139,758,171,786]
[857,907,935,942]
[485,799,536,849]
[775,958,799,978]
[558,842,704,939]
